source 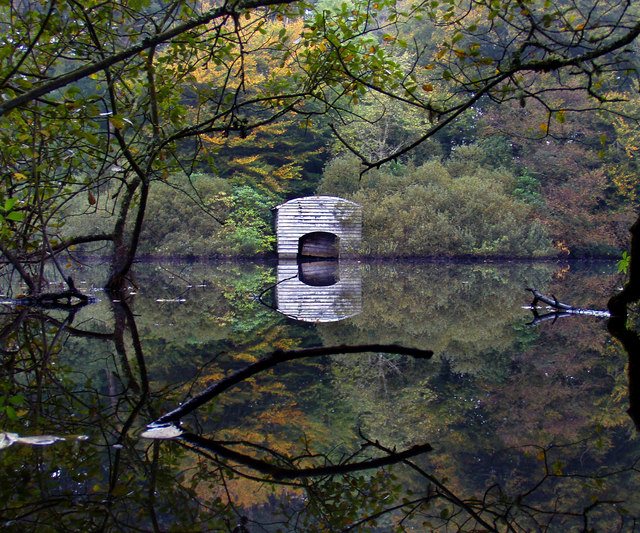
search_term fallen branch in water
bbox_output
[6,289,94,311]
[2,276,95,311]
[526,288,610,325]
[143,343,434,479]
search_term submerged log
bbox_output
[4,289,94,311]
[526,288,610,324]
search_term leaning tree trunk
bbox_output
[104,178,149,294]
[609,218,640,316]
[607,215,640,430]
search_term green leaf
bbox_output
[81,131,100,144]
[552,460,563,475]
[8,394,24,406]
[6,211,23,222]
[5,405,17,421]
[109,116,126,130]
[617,252,630,274]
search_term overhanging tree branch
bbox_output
[332,8,640,172]
[0,0,299,116]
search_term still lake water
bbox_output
[1,258,639,532]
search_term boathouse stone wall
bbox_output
[273,196,362,259]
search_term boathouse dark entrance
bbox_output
[297,231,340,259]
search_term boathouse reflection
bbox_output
[275,260,362,322]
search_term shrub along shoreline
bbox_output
[60,142,635,262]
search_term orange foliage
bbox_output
[210,471,303,508]
[187,15,318,192]
[541,168,634,254]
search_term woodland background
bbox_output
[2,0,636,274]
[65,72,640,260]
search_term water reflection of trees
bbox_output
[318,261,640,529]
[1,261,640,531]
[0,301,439,531]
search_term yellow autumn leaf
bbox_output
[235,154,260,165]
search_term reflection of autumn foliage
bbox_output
[489,273,623,448]
[312,261,640,529]
[321,262,555,373]
[146,342,433,521]
[5,260,637,531]
[195,460,305,509]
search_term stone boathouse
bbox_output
[272,196,362,259]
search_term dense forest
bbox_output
[129,92,640,259]
[58,8,640,260]
[1,0,640,298]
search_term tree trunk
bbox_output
[609,217,640,316]
[607,214,640,430]
[104,179,149,294]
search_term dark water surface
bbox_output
[1,259,639,532]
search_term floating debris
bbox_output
[140,423,183,440]
[0,431,88,449]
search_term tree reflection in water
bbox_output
[0,261,639,532]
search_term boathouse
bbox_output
[273,196,362,259]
